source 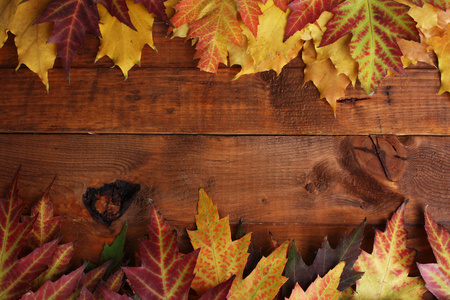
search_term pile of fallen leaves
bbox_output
[1,0,449,109]
[1,174,449,299]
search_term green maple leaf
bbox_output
[320,0,420,94]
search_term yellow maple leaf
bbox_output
[9,0,57,90]
[228,241,288,300]
[300,12,357,114]
[287,262,345,300]
[230,0,303,79]
[0,0,21,47]
[188,189,251,296]
[397,37,434,68]
[96,0,156,78]
[427,24,450,94]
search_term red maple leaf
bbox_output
[0,173,60,300]
[122,204,199,299]
[284,0,339,40]
[135,0,172,25]
[36,0,101,80]
[98,0,135,30]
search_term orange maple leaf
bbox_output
[188,189,251,295]
[171,0,262,72]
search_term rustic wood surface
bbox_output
[0,134,448,272]
[0,20,449,290]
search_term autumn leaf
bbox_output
[235,219,262,278]
[25,180,62,249]
[87,223,127,277]
[20,263,87,300]
[267,0,293,11]
[198,275,235,300]
[427,24,450,94]
[98,285,133,299]
[0,0,21,47]
[171,0,262,72]
[98,0,135,30]
[284,0,339,40]
[417,207,450,299]
[136,0,172,24]
[228,241,288,300]
[349,202,426,299]
[320,0,420,94]
[282,220,365,298]
[96,0,156,78]
[122,203,199,299]
[36,0,101,80]
[230,0,304,79]
[397,37,434,68]
[7,0,56,90]
[188,189,251,295]
[287,262,345,300]
[0,173,60,300]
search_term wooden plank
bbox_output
[0,134,448,225]
[0,67,448,135]
[0,134,446,276]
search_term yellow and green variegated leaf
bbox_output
[417,207,450,299]
[321,0,420,94]
[288,262,345,300]
[188,189,251,296]
[228,241,288,300]
[352,202,426,299]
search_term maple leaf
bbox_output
[198,275,236,300]
[287,262,345,300]
[96,0,156,78]
[417,207,450,299]
[25,180,62,249]
[97,0,135,30]
[7,0,56,90]
[427,24,450,94]
[135,0,172,24]
[171,0,262,73]
[320,0,420,94]
[264,0,293,11]
[349,202,426,299]
[32,242,76,290]
[122,203,199,299]
[20,263,87,300]
[230,0,304,79]
[282,220,365,298]
[235,219,262,278]
[0,0,21,47]
[0,173,60,300]
[284,0,339,41]
[87,223,127,278]
[98,285,133,299]
[228,241,288,300]
[36,0,101,80]
[397,37,434,68]
[188,189,251,295]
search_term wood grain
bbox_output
[0,134,448,266]
[0,67,448,135]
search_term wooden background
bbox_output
[1,20,449,281]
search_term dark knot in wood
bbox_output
[83,180,141,226]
